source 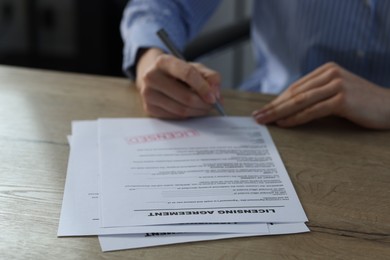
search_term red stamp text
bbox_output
[125,129,200,144]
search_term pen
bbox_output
[157,28,226,116]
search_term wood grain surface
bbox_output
[0,65,389,259]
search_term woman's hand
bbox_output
[253,62,390,129]
[135,48,221,119]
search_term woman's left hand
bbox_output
[253,62,390,129]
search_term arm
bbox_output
[253,62,390,129]
[121,0,222,118]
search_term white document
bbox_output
[98,117,308,227]
[98,222,309,252]
[58,121,269,236]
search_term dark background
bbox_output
[0,0,128,77]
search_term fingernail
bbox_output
[254,112,266,123]
[212,84,221,99]
[252,109,261,116]
[206,93,216,103]
[253,107,268,116]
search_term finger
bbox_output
[142,89,211,119]
[255,62,342,114]
[191,62,221,98]
[275,94,340,127]
[155,55,216,104]
[145,70,211,110]
[287,62,339,93]
[191,63,221,86]
[146,104,185,119]
[253,78,341,124]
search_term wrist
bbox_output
[136,48,164,80]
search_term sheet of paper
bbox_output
[98,117,308,227]
[58,121,269,236]
[98,222,309,252]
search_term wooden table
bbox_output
[0,65,389,259]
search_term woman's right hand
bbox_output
[135,48,221,119]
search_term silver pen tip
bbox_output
[214,101,227,116]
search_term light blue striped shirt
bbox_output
[121,0,390,94]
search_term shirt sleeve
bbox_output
[120,0,221,79]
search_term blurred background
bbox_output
[0,0,254,88]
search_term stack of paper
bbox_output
[58,117,309,252]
